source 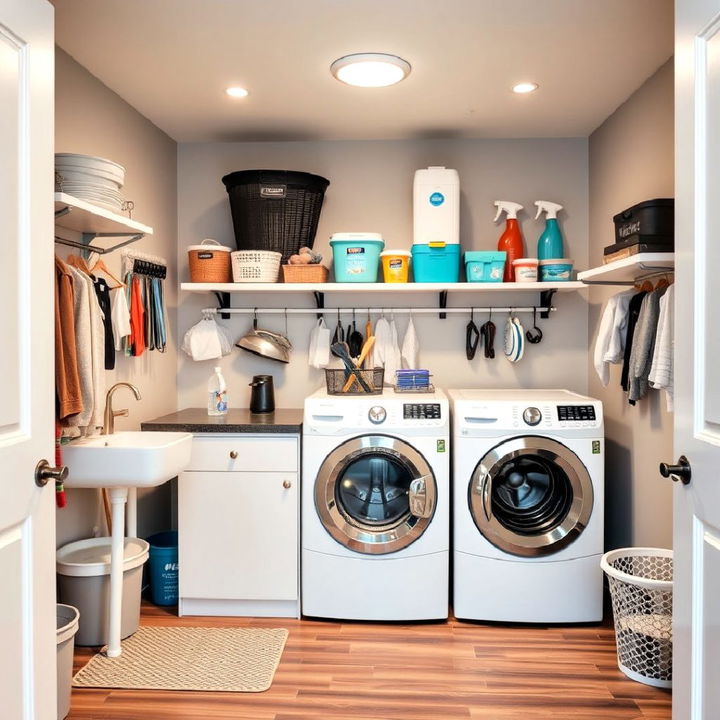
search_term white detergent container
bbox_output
[413,166,460,246]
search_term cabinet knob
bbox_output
[229,451,238,459]
[283,480,292,489]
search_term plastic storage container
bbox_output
[601,548,673,688]
[188,239,232,283]
[464,251,506,282]
[221,170,330,264]
[147,531,179,606]
[539,258,573,281]
[411,244,460,282]
[330,233,384,282]
[56,537,149,646]
[380,250,411,283]
[413,167,460,246]
[612,198,674,248]
[512,258,539,282]
[56,604,79,720]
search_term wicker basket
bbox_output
[281,264,329,283]
[231,250,281,283]
[188,239,232,282]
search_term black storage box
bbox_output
[221,170,330,264]
[610,198,674,251]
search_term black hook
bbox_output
[526,307,543,344]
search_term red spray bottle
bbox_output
[494,201,525,282]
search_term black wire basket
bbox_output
[222,170,330,264]
[325,368,384,395]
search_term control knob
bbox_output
[523,406,542,426]
[368,406,387,424]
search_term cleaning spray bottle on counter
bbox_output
[535,201,564,259]
[494,201,525,282]
[207,366,228,416]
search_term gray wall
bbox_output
[588,59,674,549]
[55,49,179,546]
[177,138,589,410]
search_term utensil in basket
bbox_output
[331,342,371,393]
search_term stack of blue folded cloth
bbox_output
[395,369,431,391]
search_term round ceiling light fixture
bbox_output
[512,82,539,94]
[225,86,249,98]
[330,53,411,88]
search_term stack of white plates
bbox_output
[55,153,126,213]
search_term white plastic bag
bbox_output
[308,317,330,369]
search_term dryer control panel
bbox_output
[557,405,596,422]
[403,403,442,420]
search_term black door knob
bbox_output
[659,455,692,485]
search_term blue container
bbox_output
[539,258,574,282]
[147,531,178,606]
[411,244,460,282]
[464,251,507,282]
[330,233,384,282]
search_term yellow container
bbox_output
[380,250,411,283]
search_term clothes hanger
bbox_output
[66,253,92,275]
[466,308,480,360]
[90,257,125,289]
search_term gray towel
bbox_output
[628,287,666,403]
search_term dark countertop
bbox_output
[141,407,303,434]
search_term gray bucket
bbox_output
[56,604,79,720]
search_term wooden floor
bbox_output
[68,603,671,720]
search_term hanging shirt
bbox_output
[129,274,146,356]
[593,290,635,386]
[110,286,131,351]
[54,257,83,420]
[649,284,675,411]
[621,291,648,392]
[65,266,94,430]
[628,287,666,404]
[93,277,115,370]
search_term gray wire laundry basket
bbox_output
[601,547,673,689]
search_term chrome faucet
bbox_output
[102,383,142,435]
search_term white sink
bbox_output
[63,431,193,488]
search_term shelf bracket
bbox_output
[539,289,557,319]
[438,290,448,319]
[313,291,325,320]
[214,291,231,320]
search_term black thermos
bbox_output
[249,375,275,413]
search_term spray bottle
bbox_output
[534,201,564,260]
[494,201,525,282]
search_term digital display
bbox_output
[403,403,441,419]
[557,405,596,421]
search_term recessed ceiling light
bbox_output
[330,53,411,88]
[225,86,249,98]
[512,82,539,94]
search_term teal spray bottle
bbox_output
[534,201,564,259]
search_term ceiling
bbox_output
[52,0,673,143]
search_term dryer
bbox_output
[302,388,449,621]
[449,389,604,623]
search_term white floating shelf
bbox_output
[55,192,153,237]
[181,281,586,294]
[577,253,674,284]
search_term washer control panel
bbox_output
[403,403,442,420]
[557,405,596,422]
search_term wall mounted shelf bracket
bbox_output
[214,292,231,320]
[539,289,556,319]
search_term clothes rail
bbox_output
[202,306,555,316]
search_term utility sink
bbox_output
[63,431,193,488]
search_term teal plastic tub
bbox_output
[411,244,460,282]
[330,233,384,282]
[465,251,507,282]
[539,258,574,281]
[147,531,178,606]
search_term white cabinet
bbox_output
[178,434,300,617]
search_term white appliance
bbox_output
[413,166,459,246]
[302,387,450,620]
[449,389,604,623]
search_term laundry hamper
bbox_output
[601,547,673,688]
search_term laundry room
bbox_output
[9,0,712,718]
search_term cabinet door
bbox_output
[179,471,298,601]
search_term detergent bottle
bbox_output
[494,201,525,282]
[535,201,564,259]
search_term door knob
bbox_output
[229,451,238,459]
[35,459,68,488]
[659,455,691,485]
[282,480,292,489]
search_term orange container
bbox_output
[380,250,411,283]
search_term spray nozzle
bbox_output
[534,201,563,221]
[493,201,523,222]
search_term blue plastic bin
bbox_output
[330,233,384,282]
[411,244,460,282]
[465,251,507,282]
[147,531,178,606]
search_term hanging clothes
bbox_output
[620,291,648,392]
[54,257,83,421]
[152,277,167,352]
[649,284,675,411]
[628,287,666,404]
[83,271,106,433]
[93,277,115,370]
[110,286,131,351]
[384,317,401,386]
[401,314,419,369]
[593,289,635,386]
[129,274,146,356]
[65,266,94,430]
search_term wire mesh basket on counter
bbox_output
[325,368,384,395]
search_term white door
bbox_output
[674,1,720,717]
[0,0,56,718]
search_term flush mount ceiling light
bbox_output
[225,86,249,98]
[330,53,411,88]
[512,82,539,94]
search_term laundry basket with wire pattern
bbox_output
[601,547,673,689]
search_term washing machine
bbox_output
[449,389,604,623]
[302,387,449,621]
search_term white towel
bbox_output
[385,318,401,385]
[401,315,419,369]
[649,284,674,411]
[110,286,131,351]
[593,290,635,386]
[368,317,389,371]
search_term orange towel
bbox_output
[129,275,145,356]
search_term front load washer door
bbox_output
[469,436,593,557]
[316,435,437,555]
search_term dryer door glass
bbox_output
[316,435,437,555]
[469,436,593,557]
